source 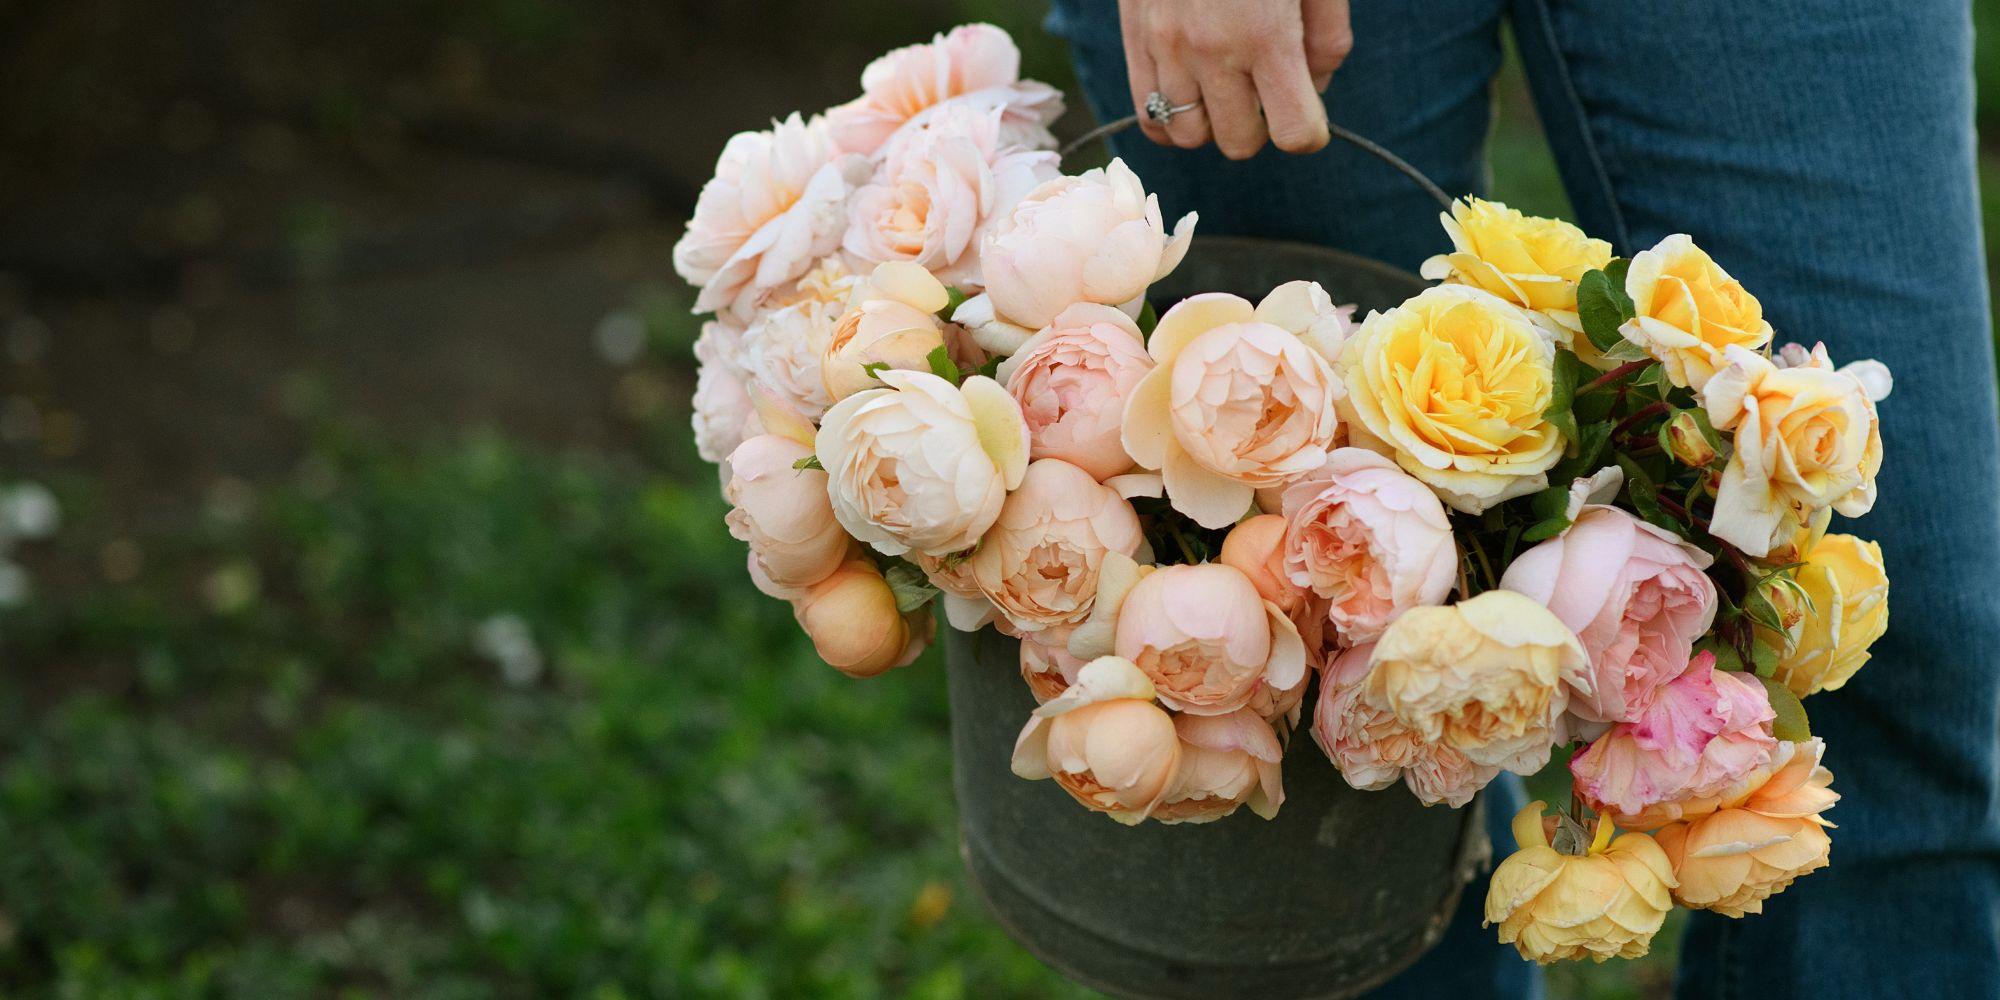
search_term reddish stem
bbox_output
[1612,400,1670,439]
[1577,359,1652,395]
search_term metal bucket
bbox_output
[947,236,1488,1000]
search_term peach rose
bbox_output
[674,113,870,320]
[1219,515,1306,615]
[1701,344,1884,556]
[1020,625,1087,702]
[1571,653,1777,829]
[1114,563,1308,717]
[843,102,1058,286]
[825,23,1061,157]
[793,559,931,678]
[724,435,851,591]
[1619,234,1773,390]
[1152,708,1285,824]
[821,263,951,402]
[1310,642,1497,807]
[1653,738,1838,916]
[1280,447,1457,646]
[1011,656,1182,824]
[816,369,1028,557]
[1419,198,1613,338]
[915,550,997,632]
[970,459,1143,633]
[1365,590,1587,774]
[1485,802,1677,964]
[1500,502,1718,724]
[995,303,1155,480]
[1763,532,1889,698]
[962,158,1195,350]
[692,319,761,472]
[1122,292,1341,528]
[1338,284,1564,513]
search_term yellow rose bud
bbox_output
[1763,533,1888,698]
[1653,738,1837,917]
[1663,410,1720,468]
[1338,285,1565,513]
[1419,198,1613,337]
[1484,801,1677,964]
[793,559,929,677]
[1620,235,1773,389]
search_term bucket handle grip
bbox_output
[1060,114,1455,212]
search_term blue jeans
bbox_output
[1047,1,2000,996]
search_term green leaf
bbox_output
[1741,587,1788,634]
[1601,258,1634,315]
[1632,362,1668,389]
[1575,269,1630,352]
[791,454,823,471]
[1598,338,1654,363]
[861,361,892,381]
[1521,516,1570,542]
[926,346,962,384]
[975,356,1002,381]
[1543,350,1584,445]
[1696,635,1746,673]
[882,560,940,614]
[1615,453,1688,537]
[1757,676,1812,741]
[940,286,969,321]
[1529,483,1572,521]
[1749,635,1783,678]
[1136,300,1159,336]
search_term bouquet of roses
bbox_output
[676,23,1893,965]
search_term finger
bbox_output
[1252,52,1330,154]
[1119,5,1173,146]
[1302,0,1354,89]
[1200,69,1267,160]
[1154,56,1212,150]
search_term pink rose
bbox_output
[1012,656,1182,824]
[1152,709,1285,824]
[1121,292,1340,528]
[1571,653,1778,828]
[1500,503,1719,724]
[820,263,951,403]
[826,23,1062,157]
[1310,643,1497,807]
[691,319,761,472]
[673,113,870,320]
[1279,447,1457,646]
[970,459,1143,634]
[995,303,1155,480]
[969,159,1195,340]
[1219,515,1307,614]
[724,435,851,591]
[842,102,1058,286]
[1020,626,1087,702]
[1113,563,1307,716]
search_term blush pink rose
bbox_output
[842,102,1058,286]
[1310,642,1498,807]
[692,319,761,473]
[1113,563,1308,717]
[970,459,1144,634]
[673,113,870,320]
[1012,656,1182,824]
[995,303,1155,480]
[1152,708,1286,824]
[825,23,1062,157]
[1279,447,1457,646]
[1571,653,1778,829]
[1020,625,1088,703]
[724,435,851,591]
[1500,503,1720,724]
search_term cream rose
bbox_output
[1310,642,1498,807]
[691,319,761,472]
[1364,589,1587,774]
[821,262,952,402]
[825,23,1062,157]
[1121,291,1341,528]
[1338,284,1564,513]
[1652,738,1838,916]
[1419,198,1612,337]
[1701,344,1884,556]
[970,459,1143,634]
[673,113,869,320]
[842,102,1057,286]
[1011,656,1182,824]
[1485,803,1677,964]
[1152,708,1285,824]
[1763,532,1889,697]
[1279,447,1458,646]
[1113,563,1308,717]
[996,303,1155,480]
[816,369,1028,557]
[1619,234,1773,389]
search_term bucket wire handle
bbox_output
[1060,114,1455,212]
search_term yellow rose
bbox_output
[1761,533,1888,697]
[1620,234,1773,389]
[1653,738,1837,917]
[1338,285,1565,513]
[1420,198,1612,337]
[1484,801,1677,964]
[1702,345,1882,557]
[1364,590,1586,774]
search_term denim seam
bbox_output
[1518,0,1631,252]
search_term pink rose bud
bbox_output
[725,435,852,592]
[1114,563,1308,717]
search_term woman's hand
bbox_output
[1118,0,1351,159]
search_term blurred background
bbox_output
[1,2,1993,997]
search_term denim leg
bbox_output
[1509,1,2000,996]
[1043,0,1505,275]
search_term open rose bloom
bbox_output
[680,31,1893,964]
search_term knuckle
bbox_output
[1311,30,1355,65]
